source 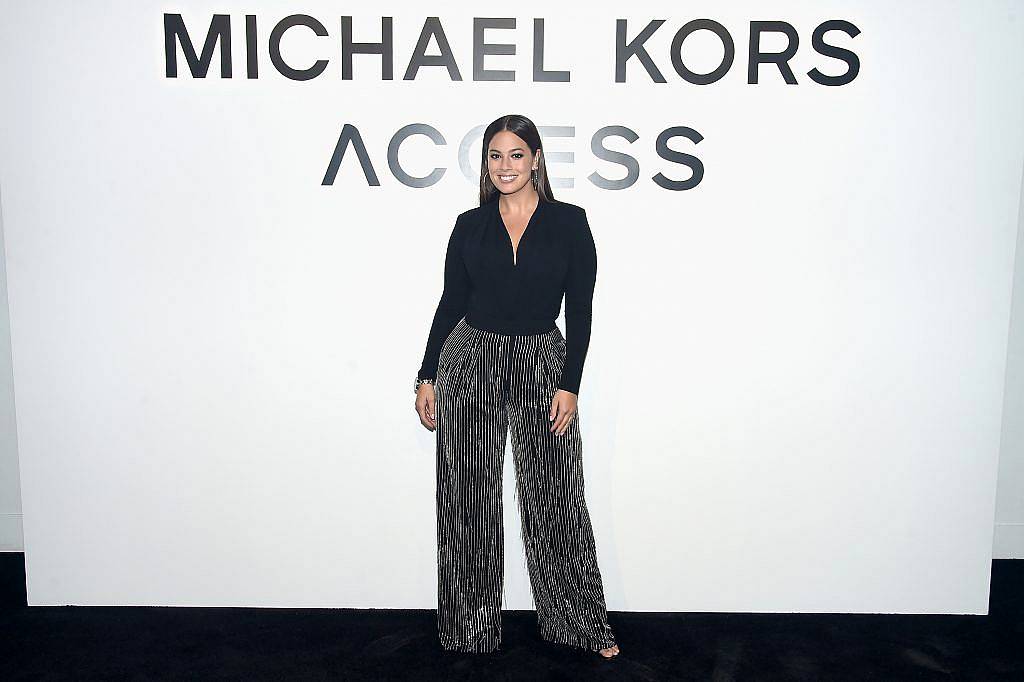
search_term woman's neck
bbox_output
[498,189,540,214]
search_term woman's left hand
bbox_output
[549,389,577,436]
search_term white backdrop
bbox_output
[1,0,1022,613]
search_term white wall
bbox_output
[0,182,24,551]
[1,0,1022,611]
[994,161,1024,559]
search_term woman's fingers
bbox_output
[556,411,574,436]
[549,397,575,436]
[549,400,560,432]
[416,387,436,431]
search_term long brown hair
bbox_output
[478,114,555,206]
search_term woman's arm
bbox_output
[558,207,597,395]
[417,213,470,381]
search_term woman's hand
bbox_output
[416,383,436,431]
[549,389,577,436]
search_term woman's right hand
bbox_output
[416,383,436,431]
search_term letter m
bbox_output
[164,14,232,78]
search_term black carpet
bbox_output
[1,553,1020,680]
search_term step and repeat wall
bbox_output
[1,0,1022,612]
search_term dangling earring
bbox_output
[532,167,538,190]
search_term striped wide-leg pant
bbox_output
[433,317,617,654]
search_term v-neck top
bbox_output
[417,198,598,395]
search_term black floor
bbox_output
[1,554,1021,681]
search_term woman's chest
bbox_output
[462,218,571,286]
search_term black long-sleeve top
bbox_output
[417,198,597,395]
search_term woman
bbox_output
[413,114,620,659]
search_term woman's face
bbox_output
[487,130,539,196]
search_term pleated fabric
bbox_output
[433,317,616,653]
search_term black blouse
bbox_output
[417,198,597,395]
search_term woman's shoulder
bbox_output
[544,198,587,222]
[542,200,589,239]
[546,198,582,209]
[454,202,492,227]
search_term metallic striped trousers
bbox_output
[433,318,616,653]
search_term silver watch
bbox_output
[414,377,435,394]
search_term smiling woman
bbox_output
[413,114,620,660]
[416,175,595,395]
